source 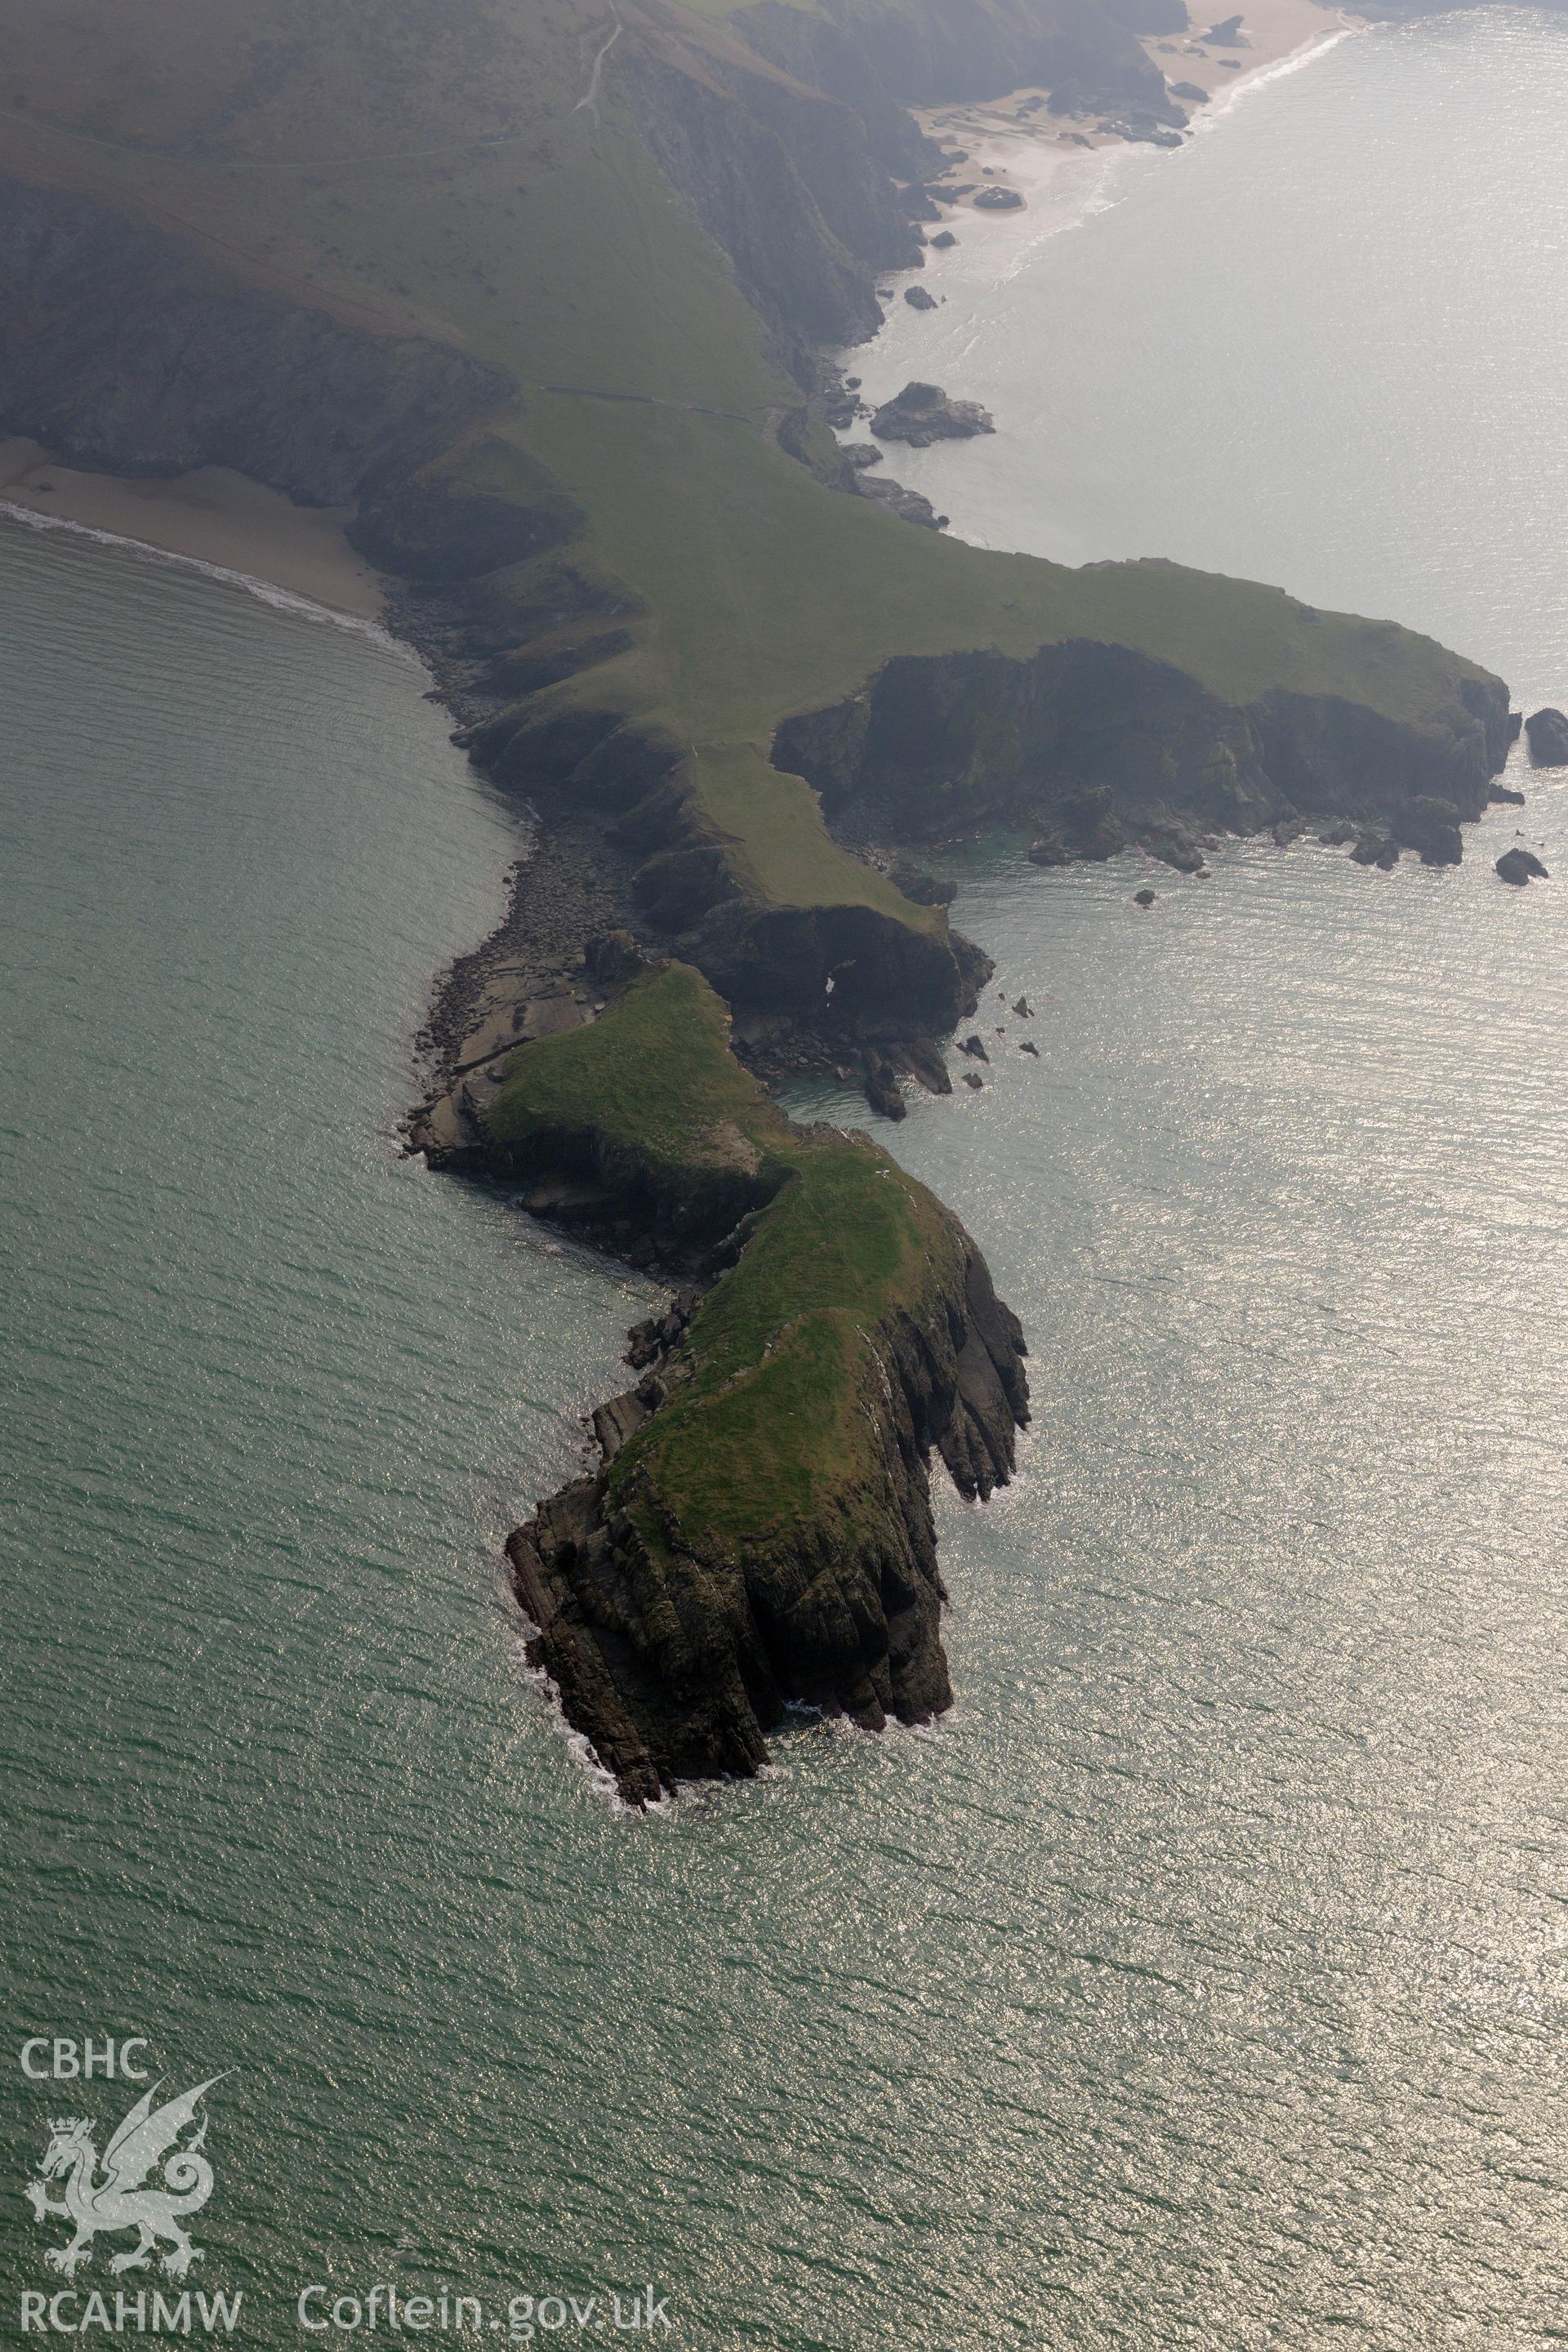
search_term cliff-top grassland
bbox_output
[0,0,1512,1793]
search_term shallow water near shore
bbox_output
[6,9,1568,2345]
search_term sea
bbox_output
[3,11,1567,2346]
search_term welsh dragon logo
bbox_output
[24,2076,226,2278]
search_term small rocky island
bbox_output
[1526,706,1568,765]
[870,381,996,445]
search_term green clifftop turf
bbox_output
[484,963,964,1561]
[0,0,1500,953]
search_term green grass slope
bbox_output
[0,0,1503,957]
[483,963,1020,1795]
[483,961,962,1564]
[0,0,1507,1786]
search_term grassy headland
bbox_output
[485,964,1026,1797]
[0,0,1512,1787]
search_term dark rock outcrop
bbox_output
[870,380,996,444]
[773,636,1510,862]
[1526,706,1568,767]
[1496,846,1549,885]
[905,283,940,310]
[973,184,1027,209]
[890,862,958,905]
[856,473,950,528]
[1098,113,1183,145]
[1393,795,1464,866]
[1351,831,1401,870]
[1059,784,1126,861]
[1142,820,1208,871]
[1134,886,1157,905]
[864,1055,909,1116]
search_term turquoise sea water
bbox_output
[6,11,1568,2346]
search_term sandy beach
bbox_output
[915,0,1358,227]
[0,438,389,622]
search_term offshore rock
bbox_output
[870,381,996,444]
[1496,847,1549,885]
[973,185,1026,210]
[1394,795,1464,866]
[1525,707,1568,766]
[1143,822,1207,871]
[864,1057,908,1118]
[905,284,939,310]
[1351,831,1401,870]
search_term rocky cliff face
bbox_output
[617,2,920,363]
[773,638,1512,848]
[453,683,985,1032]
[0,177,506,503]
[613,0,1184,372]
